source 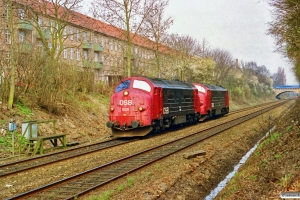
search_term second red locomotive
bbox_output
[106,76,229,137]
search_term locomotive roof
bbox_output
[203,84,227,91]
[193,82,227,92]
[145,77,195,90]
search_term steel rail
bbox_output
[0,101,281,178]
[7,100,289,200]
[0,138,138,177]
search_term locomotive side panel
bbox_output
[211,90,227,115]
[162,89,195,115]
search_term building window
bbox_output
[101,37,104,46]
[94,36,98,43]
[19,31,25,43]
[38,41,43,47]
[5,4,8,20]
[38,18,43,27]
[101,54,104,63]
[5,30,11,44]
[115,58,118,66]
[70,48,74,60]
[83,50,88,60]
[63,27,67,38]
[69,27,73,40]
[95,52,99,62]
[115,42,118,51]
[110,40,113,51]
[48,42,52,50]
[63,47,67,59]
[18,9,25,20]
[5,53,10,63]
[83,32,87,41]
[119,43,122,52]
[76,29,80,41]
[76,49,80,61]
[37,41,44,51]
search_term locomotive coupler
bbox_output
[121,123,126,131]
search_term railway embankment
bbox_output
[83,100,295,200]
[0,97,297,200]
[215,99,300,199]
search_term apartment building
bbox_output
[0,0,159,85]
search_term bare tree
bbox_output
[207,48,235,85]
[6,0,17,109]
[91,0,160,77]
[243,61,271,84]
[165,34,214,82]
[143,0,173,78]
[267,0,300,82]
[272,67,286,85]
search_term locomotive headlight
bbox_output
[110,107,115,112]
[123,91,129,96]
[138,106,144,111]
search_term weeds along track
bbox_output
[0,100,285,179]
[229,100,280,115]
[7,100,289,200]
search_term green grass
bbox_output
[99,94,110,105]
[249,175,257,181]
[286,125,292,131]
[0,120,5,125]
[16,101,33,117]
[258,132,281,149]
[259,159,268,167]
[118,184,125,191]
[127,177,134,187]
[89,190,113,200]
[274,154,282,159]
[279,173,291,187]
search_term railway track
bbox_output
[0,138,138,177]
[0,100,284,178]
[7,100,289,199]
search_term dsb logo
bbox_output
[119,100,133,106]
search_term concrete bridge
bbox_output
[274,85,300,99]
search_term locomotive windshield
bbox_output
[115,80,130,92]
[133,80,151,92]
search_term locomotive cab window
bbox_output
[115,80,130,92]
[133,80,151,92]
[195,85,206,93]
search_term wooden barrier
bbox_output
[26,134,66,155]
[22,120,67,155]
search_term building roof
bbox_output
[15,0,171,53]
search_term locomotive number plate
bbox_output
[163,107,169,114]
[122,108,130,111]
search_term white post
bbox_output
[9,120,16,156]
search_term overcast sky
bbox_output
[163,0,298,85]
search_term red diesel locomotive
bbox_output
[106,76,229,137]
[193,83,230,121]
